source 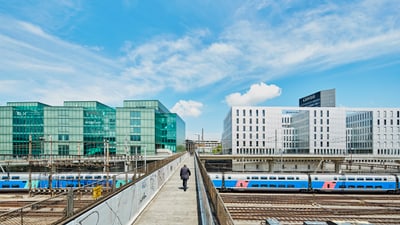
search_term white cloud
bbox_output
[225,82,281,107]
[170,100,203,118]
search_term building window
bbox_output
[130,119,141,126]
[236,109,239,116]
[130,135,141,141]
[130,146,141,155]
[243,109,246,116]
[130,111,141,118]
[58,145,69,155]
[58,134,69,141]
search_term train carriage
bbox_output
[210,172,309,192]
[310,174,397,193]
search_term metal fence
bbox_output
[0,152,184,225]
[195,153,234,225]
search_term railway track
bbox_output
[0,194,96,225]
[221,193,400,225]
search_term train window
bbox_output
[384,178,387,181]
[339,177,346,181]
[366,185,373,189]
[12,184,19,188]
[251,176,259,180]
[375,178,382,181]
[61,176,65,179]
[296,177,299,180]
[314,177,319,180]
[1,176,9,179]
[85,176,93,179]
[260,184,268,187]
[246,176,250,180]
[76,176,83,179]
[348,177,355,181]
[357,178,364,181]
[333,177,337,181]
[103,176,108,179]
[67,176,74,179]
[67,184,74,187]
[339,185,346,188]
[2,184,10,188]
[376,186,382,189]
[11,176,20,180]
[94,176,102,179]
[227,176,231,179]
[270,184,277,188]
[251,184,259,187]
[357,186,364,189]
[278,184,285,188]
[269,176,276,180]
[365,178,373,181]
[278,177,285,180]
[287,177,294,180]
[215,175,219,179]
[260,176,268,180]
[349,185,355,189]
[287,184,295,188]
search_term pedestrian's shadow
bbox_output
[178,187,189,190]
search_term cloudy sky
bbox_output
[0,0,399,140]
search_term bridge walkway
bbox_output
[132,154,198,225]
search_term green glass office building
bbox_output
[0,100,185,157]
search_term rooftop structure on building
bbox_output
[0,100,185,157]
[299,88,336,107]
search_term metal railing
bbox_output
[0,152,185,225]
[195,153,234,225]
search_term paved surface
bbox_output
[132,155,198,225]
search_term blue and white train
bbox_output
[0,172,135,192]
[209,172,400,193]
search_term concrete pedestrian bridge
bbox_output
[5,152,232,225]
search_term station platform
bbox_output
[132,155,198,225]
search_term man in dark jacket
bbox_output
[180,164,191,191]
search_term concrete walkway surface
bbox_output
[132,155,198,225]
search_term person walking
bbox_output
[180,164,191,191]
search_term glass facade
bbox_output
[116,100,186,156]
[0,100,185,157]
[7,102,48,156]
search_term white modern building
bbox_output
[222,106,400,159]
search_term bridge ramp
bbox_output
[132,155,198,225]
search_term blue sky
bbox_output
[0,0,399,140]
